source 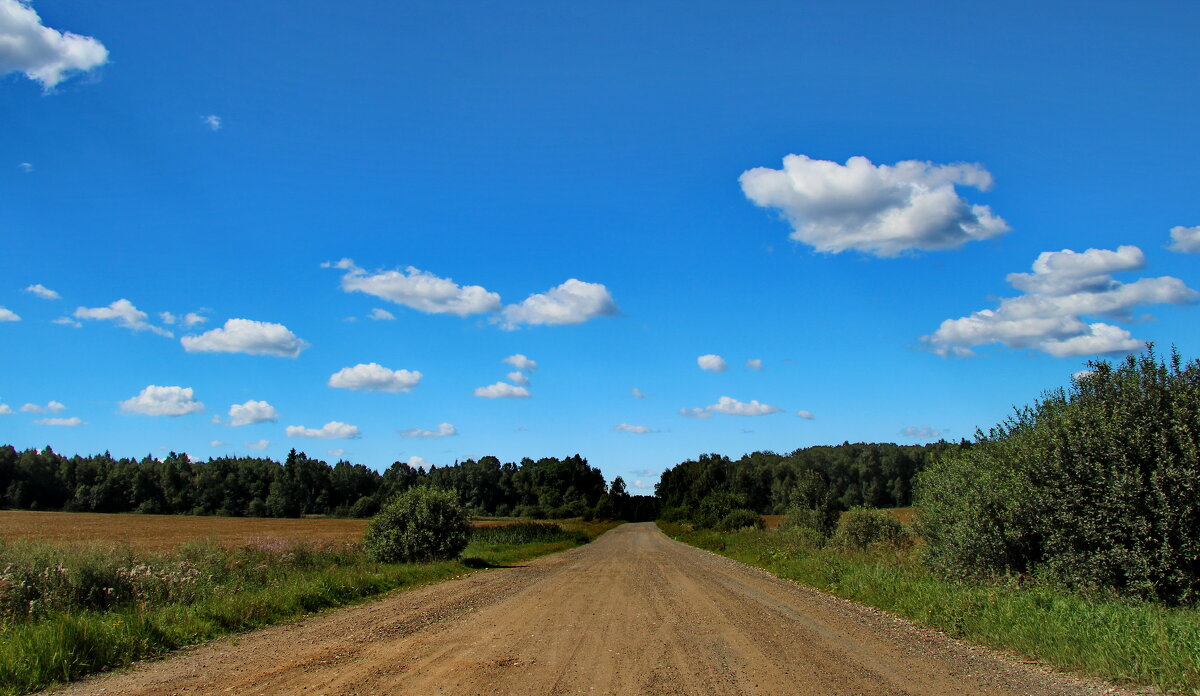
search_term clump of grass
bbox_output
[470,521,586,546]
[659,521,1200,694]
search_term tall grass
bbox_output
[660,522,1200,694]
[0,520,617,695]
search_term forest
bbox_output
[0,447,657,521]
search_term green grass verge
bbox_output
[658,522,1200,695]
[0,521,617,695]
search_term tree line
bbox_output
[0,447,658,521]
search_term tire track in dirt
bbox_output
[50,523,1148,696]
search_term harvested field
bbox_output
[0,510,526,551]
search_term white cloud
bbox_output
[0,403,11,415]
[328,448,345,457]
[745,358,763,371]
[631,387,646,398]
[228,400,279,426]
[499,279,618,329]
[52,316,80,327]
[202,115,221,131]
[679,407,713,419]
[159,312,177,324]
[75,299,172,337]
[285,421,360,439]
[796,409,815,419]
[0,307,20,322]
[408,455,431,469]
[20,400,64,414]
[614,423,658,434]
[24,284,59,300]
[182,318,308,357]
[34,416,84,427]
[120,385,204,417]
[507,371,530,386]
[246,439,270,451]
[398,422,457,438]
[330,259,501,317]
[923,245,1197,358]
[901,425,942,438]
[1168,225,1200,254]
[697,354,727,372]
[183,312,207,327]
[368,308,395,321]
[739,154,1008,257]
[503,354,538,372]
[328,363,422,393]
[1073,369,1095,381]
[18,162,32,173]
[473,382,531,399]
[210,440,227,447]
[0,0,108,89]
[706,396,783,416]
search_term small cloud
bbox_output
[745,358,763,371]
[1168,225,1200,254]
[246,439,270,451]
[210,440,227,447]
[368,308,395,321]
[120,386,204,417]
[706,396,782,416]
[796,409,815,420]
[328,363,422,393]
[0,403,12,415]
[159,311,177,324]
[900,425,942,438]
[1073,369,1095,381]
[614,423,658,434]
[228,400,279,426]
[34,416,84,427]
[285,421,361,439]
[24,284,59,300]
[679,407,713,419]
[330,259,501,317]
[182,318,307,358]
[0,307,21,322]
[507,371,530,386]
[499,279,618,329]
[202,115,222,131]
[328,448,346,457]
[631,387,646,398]
[503,354,538,372]
[20,400,65,414]
[697,354,727,372]
[75,299,172,337]
[18,162,33,173]
[398,422,457,439]
[183,312,207,327]
[473,382,531,399]
[52,317,81,327]
[408,455,431,469]
[0,0,109,89]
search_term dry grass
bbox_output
[0,510,530,551]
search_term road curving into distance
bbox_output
[51,523,1144,696]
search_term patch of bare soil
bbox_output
[49,523,1149,695]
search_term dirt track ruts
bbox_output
[50,523,1145,696]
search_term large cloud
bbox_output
[75,299,172,337]
[285,421,360,439]
[398,422,457,438]
[228,400,278,426]
[500,279,618,329]
[473,382,531,399]
[924,245,1197,357]
[182,319,308,358]
[120,385,204,417]
[0,0,108,89]
[739,155,1008,256]
[1168,225,1200,254]
[328,259,501,317]
[328,363,422,392]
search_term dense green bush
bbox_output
[694,490,746,528]
[363,486,470,563]
[779,505,836,537]
[916,347,1200,604]
[830,507,905,550]
[716,509,765,531]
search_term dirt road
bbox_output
[53,523,1140,696]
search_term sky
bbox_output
[2,1,1198,494]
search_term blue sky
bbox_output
[2,1,1198,493]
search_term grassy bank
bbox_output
[659,521,1200,694]
[0,519,616,694]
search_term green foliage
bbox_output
[469,521,585,546]
[779,505,836,537]
[830,507,906,550]
[363,486,470,563]
[916,347,1200,604]
[716,509,765,531]
[694,490,745,528]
